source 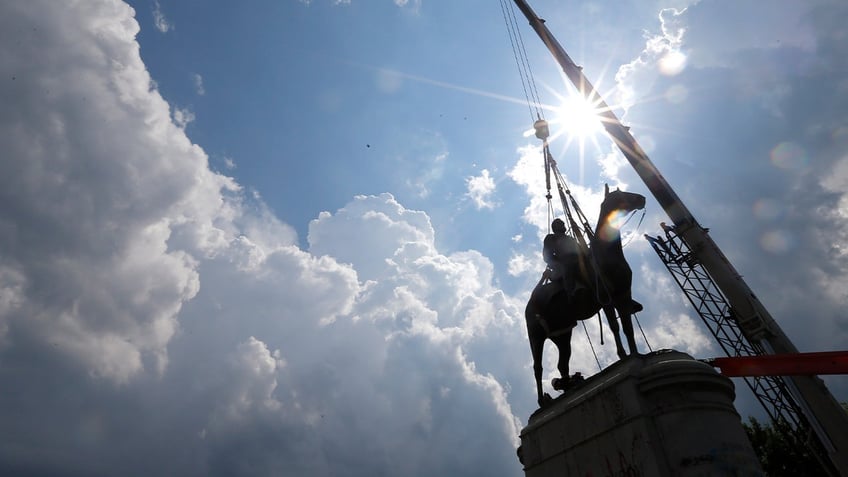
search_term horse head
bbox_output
[602,183,646,215]
[597,184,646,243]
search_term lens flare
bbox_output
[770,142,808,170]
[760,230,793,254]
[599,210,628,241]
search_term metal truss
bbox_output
[645,227,830,471]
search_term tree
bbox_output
[742,416,823,476]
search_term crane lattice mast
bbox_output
[510,1,848,475]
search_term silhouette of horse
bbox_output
[525,185,646,407]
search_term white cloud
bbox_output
[614,7,689,112]
[597,145,628,184]
[153,0,172,33]
[190,192,526,474]
[223,336,285,417]
[508,145,610,239]
[507,144,551,234]
[308,193,435,281]
[0,0,237,382]
[0,3,528,473]
[465,169,497,210]
[648,312,713,355]
[394,0,422,13]
[507,252,534,277]
[405,151,447,198]
[173,106,195,129]
[193,73,205,96]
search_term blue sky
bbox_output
[1,0,847,475]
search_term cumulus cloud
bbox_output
[218,336,286,419]
[465,169,497,210]
[178,192,525,475]
[0,0,236,382]
[507,252,534,277]
[0,2,528,475]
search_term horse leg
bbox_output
[550,330,573,384]
[620,312,638,355]
[617,299,641,355]
[603,305,627,359]
[526,309,550,407]
[531,339,546,406]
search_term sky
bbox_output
[1,0,847,475]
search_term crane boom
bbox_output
[708,351,848,377]
[511,1,848,474]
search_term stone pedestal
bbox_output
[518,350,763,476]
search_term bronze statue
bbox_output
[525,185,645,407]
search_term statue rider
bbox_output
[543,218,581,298]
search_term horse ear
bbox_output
[604,183,609,196]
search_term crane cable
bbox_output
[545,146,592,247]
[499,0,545,124]
[499,0,582,237]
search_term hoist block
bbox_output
[533,119,549,140]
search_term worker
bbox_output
[543,218,581,297]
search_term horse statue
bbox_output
[525,185,646,407]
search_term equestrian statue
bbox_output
[526,184,646,407]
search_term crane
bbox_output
[509,1,848,475]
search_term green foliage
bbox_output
[742,416,824,477]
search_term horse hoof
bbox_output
[553,374,584,392]
[539,393,554,408]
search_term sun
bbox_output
[521,91,608,184]
[522,93,605,144]
[550,94,605,141]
